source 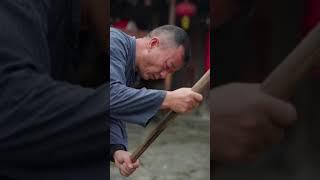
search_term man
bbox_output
[109,25,203,176]
[0,0,108,179]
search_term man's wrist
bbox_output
[110,144,126,162]
[160,91,171,110]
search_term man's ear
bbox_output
[148,37,160,49]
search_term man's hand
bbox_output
[161,88,203,113]
[113,150,140,177]
[211,83,297,162]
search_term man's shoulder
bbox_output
[110,27,122,33]
[110,27,121,35]
[110,27,131,41]
[110,28,133,47]
[110,27,135,59]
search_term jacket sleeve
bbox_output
[0,0,108,166]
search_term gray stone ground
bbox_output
[110,104,210,180]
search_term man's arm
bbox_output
[110,115,139,177]
[0,0,107,166]
[110,63,202,127]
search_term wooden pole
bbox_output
[261,22,320,99]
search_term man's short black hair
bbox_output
[146,25,191,63]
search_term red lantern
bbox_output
[176,0,197,17]
[176,0,197,30]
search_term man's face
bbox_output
[138,37,185,80]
